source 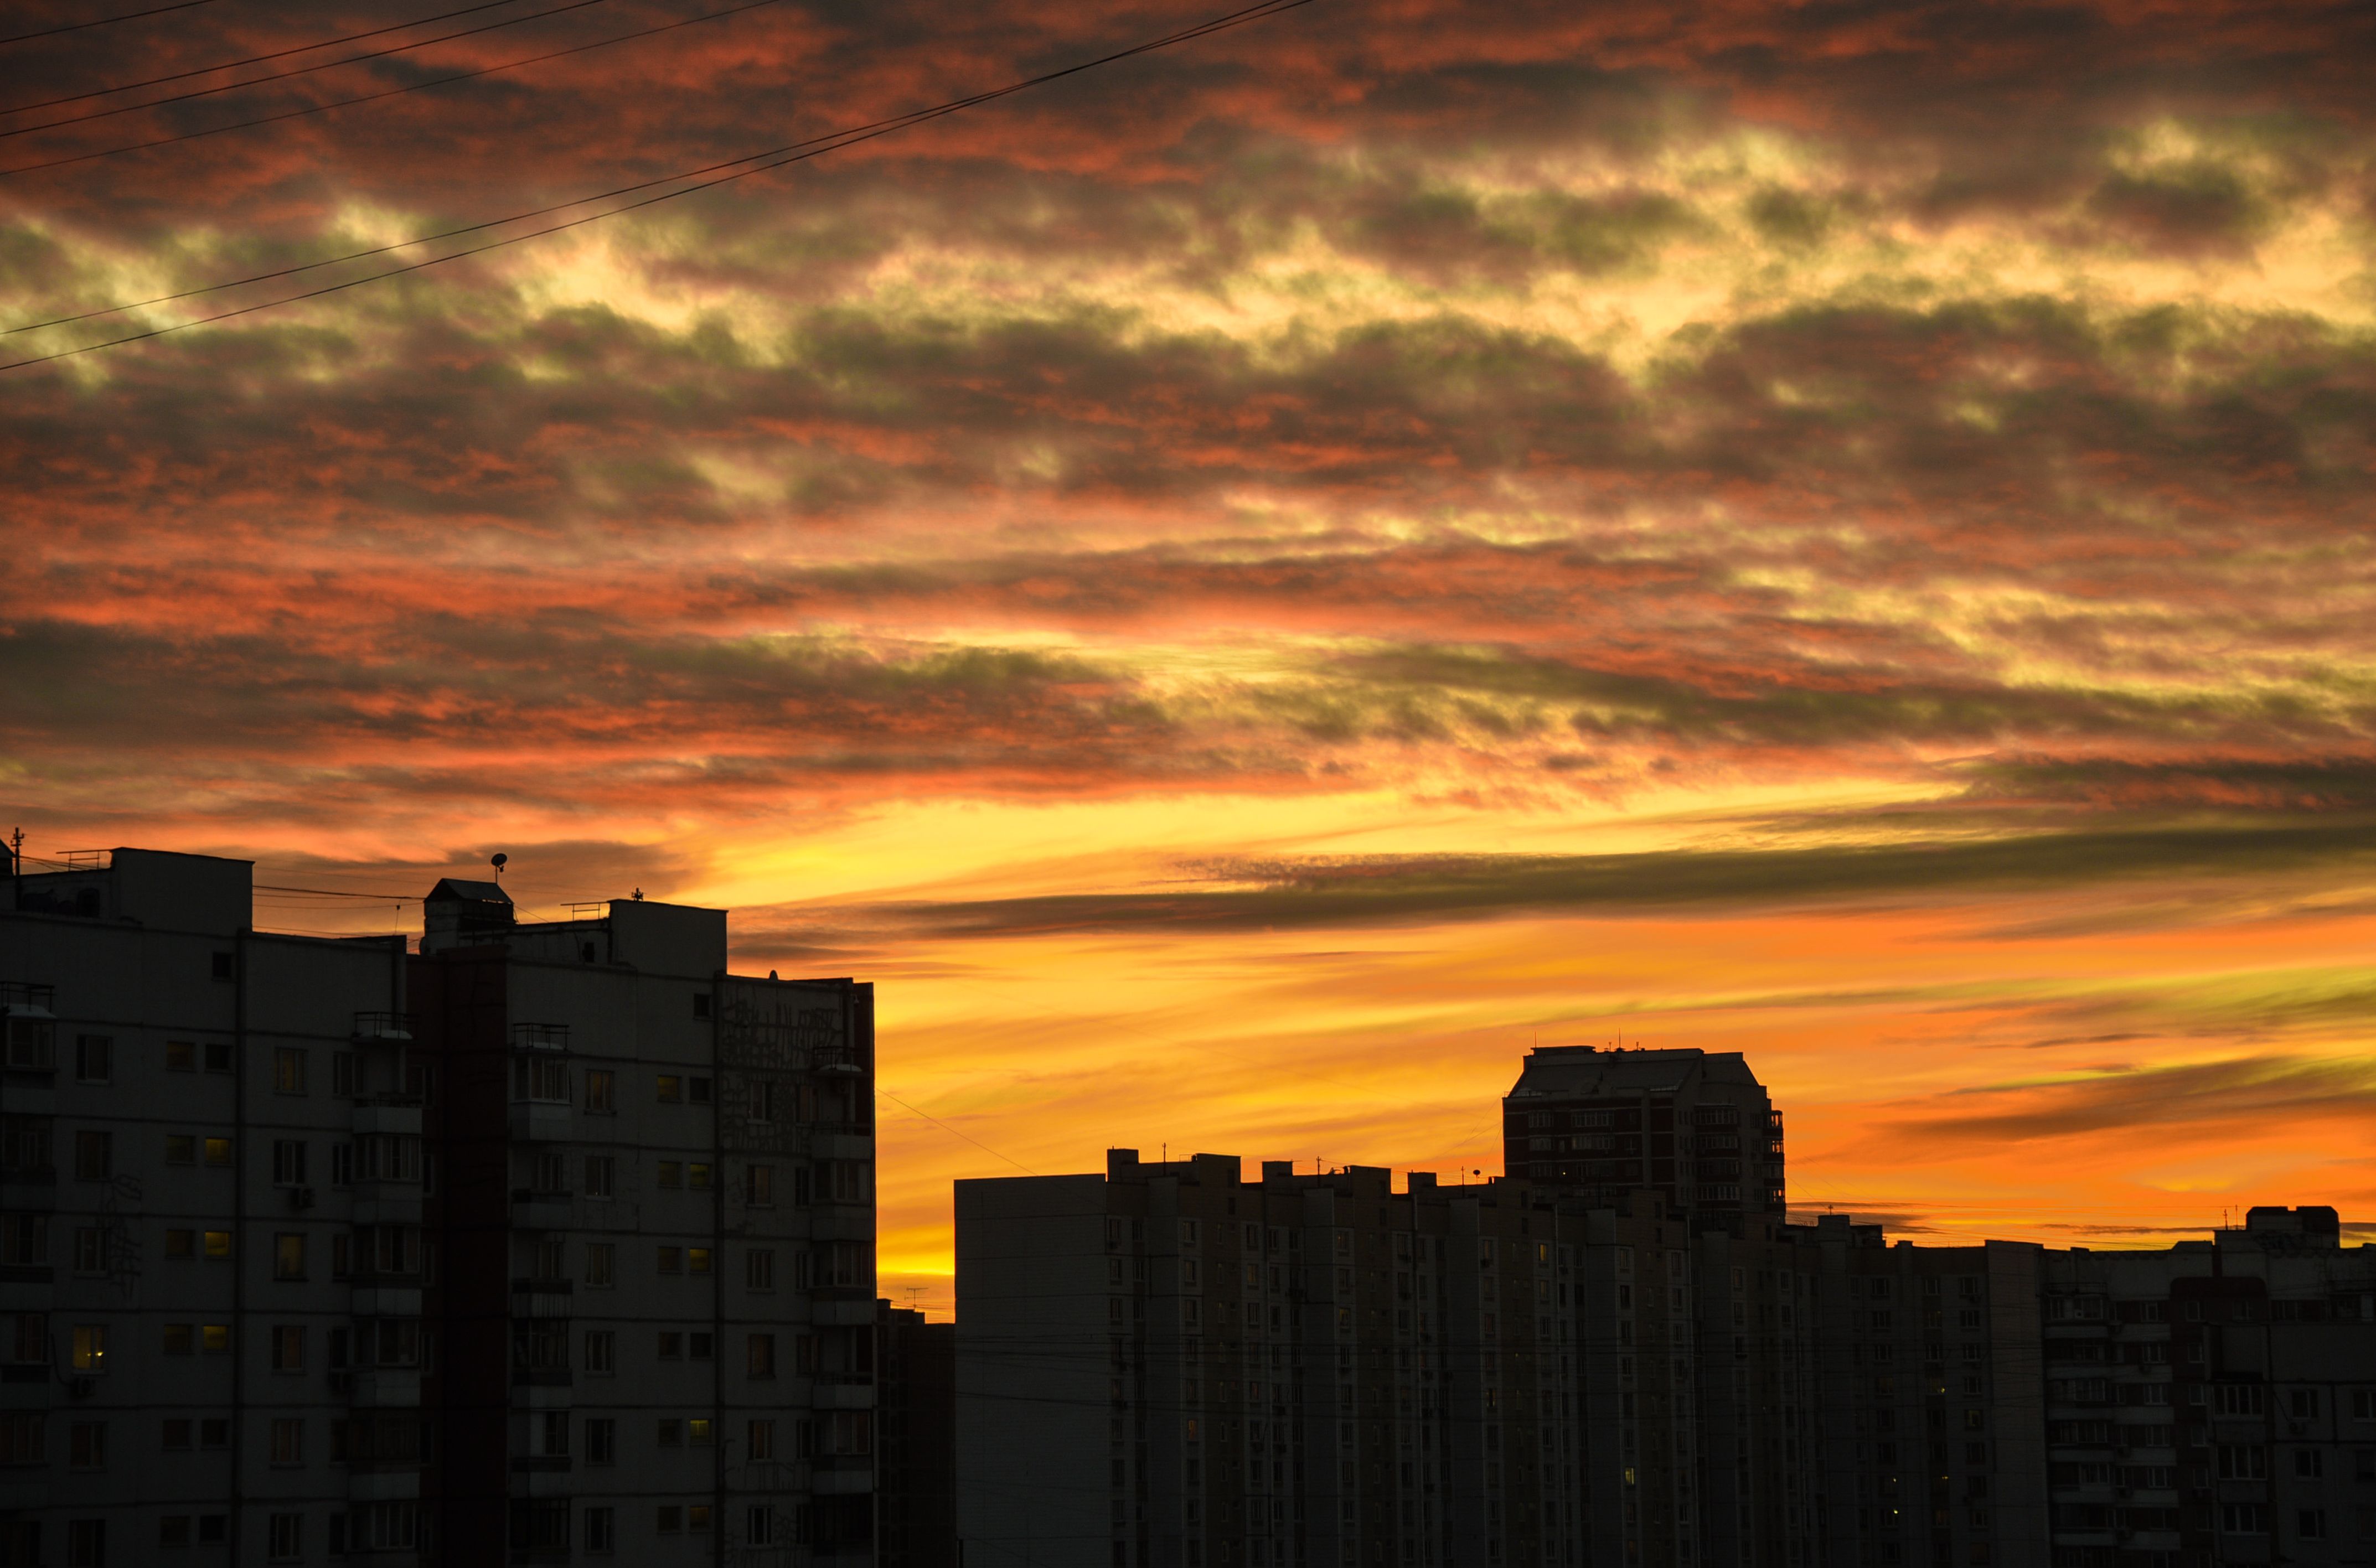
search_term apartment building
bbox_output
[2038,1204,2376,1568]
[956,1148,1811,1568]
[1,848,880,1567]
[411,876,880,1566]
[3,848,409,1565]
[1503,1048,1784,1227]
[1800,1218,2052,1568]
[877,1300,957,1568]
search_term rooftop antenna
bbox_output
[490,852,508,881]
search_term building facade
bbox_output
[954,1154,2371,1568]
[877,1300,956,1568]
[1,848,880,1567]
[1503,1048,1784,1228]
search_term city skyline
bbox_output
[9,0,2376,1321]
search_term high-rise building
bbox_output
[1,847,880,1566]
[1503,1048,1784,1226]
[952,1150,2372,1568]
[877,1298,957,1568]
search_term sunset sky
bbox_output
[7,0,2375,1315]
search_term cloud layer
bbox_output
[6,0,2375,1307]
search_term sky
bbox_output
[6,0,2375,1316]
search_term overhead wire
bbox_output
[2,0,595,116]
[0,0,621,139]
[0,0,1316,369]
[0,0,227,49]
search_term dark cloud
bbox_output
[846,819,2376,939]
[1886,1053,2376,1142]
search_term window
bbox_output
[166,1134,195,1165]
[204,1137,233,1168]
[0,1414,43,1465]
[747,1506,773,1546]
[203,1324,229,1354]
[658,1332,683,1360]
[68,1520,105,1568]
[658,1161,681,1189]
[205,1041,233,1073]
[273,1234,307,1281]
[268,1512,303,1560]
[2291,1390,2321,1419]
[585,1155,614,1198]
[164,1323,193,1355]
[690,1077,713,1104]
[688,1248,712,1276]
[750,1080,775,1122]
[272,1141,307,1186]
[512,1055,569,1104]
[7,1313,44,1364]
[585,1069,614,1113]
[73,1228,103,1274]
[689,1505,711,1534]
[747,1165,774,1206]
[162,1420,191,1450]
[585,1244,614,1288]
[2298,1509,2327,1540]
[657,1075,682,1104]
[4,1016,54,1070]
[166,1039,195,1072]
[272,1048,306,1094]
[585,1418,616,1465]
[748,1334,776,1379]
[657,1247,682,1275]
[200,1419,229,1448]
[332,1052,358,1096]
[331,1144,354,1187]
[71,1324,105,1372]
[747,1250,774,1291]
[204,1230,232,1259]
[693,992,711,1019]
[657,1419,682,1447]
[585,1505,616,1554]
[690,1333,714,1362]
[74,1036,111,1083]
[74,1130,111,1181]
[689,1418,714,1446]
[270,1419,303,1464]
[2214,1385,2266,1417]
[584,1330,615,1374]
[748,1419,774,1461]
[271,1326,306,1372]
[2220,1502,2267,1534]
[0,1215,43,1267]
[68,1421,104,1469]
[657,1506,682,1534]
[2297,1449,2325,1478]
[688,1163,712,1191]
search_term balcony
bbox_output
[348,1370,422,1407]
[510,1189,573,1230]
[510,1278,574,1317]
[346,1468,423,1502]
[352,1098,423,1137]
[809,1455,874,1494]
[507,1101,569,1142]
[352,1012,415,1042]
[350,1284,423,1317]
[814,1378,876,1410]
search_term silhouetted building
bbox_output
[1504,1047,1783,1227]
[953,1143,2373,1568]
[0,847,880,1566]
[879,1299,957,1568]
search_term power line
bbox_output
[0,0,619,139]
[0,0,1316,369]
[0,0,226,50]
[3,0,582,117]
[882,1090,1042,1177]
[0,0,778,180]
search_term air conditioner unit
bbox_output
[67,1376,94,1400]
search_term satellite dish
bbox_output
[490,853,508,875]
